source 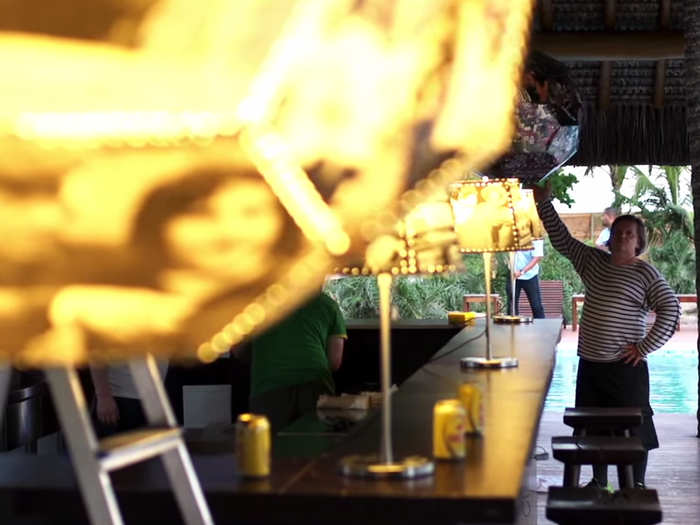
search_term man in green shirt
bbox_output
[250,292,346,433]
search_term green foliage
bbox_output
[648,230,696,294]
[542,169,579,208]
[324,276,379,318]
[324,255,510,320]
[619,166,694,244]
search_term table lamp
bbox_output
[448,178,532,368]
[337,196,463,479]
[497,187,545,322]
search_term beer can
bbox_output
[432,399,466,460]
[458,383,484,434]
[235,413,270,477]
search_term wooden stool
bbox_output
[552,435,646,488]
[546,486,662,524]
[562,407,643,487]
[563,407,642,437]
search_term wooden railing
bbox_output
[571,294,695,331]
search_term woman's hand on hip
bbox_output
[621,343,643,366]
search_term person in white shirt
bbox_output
[595,207,618,251]
[506,238,545,318]
[90,360,169,437]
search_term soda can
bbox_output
[458,383,483,434]
[235,413,270,477]
[432,399,466,460]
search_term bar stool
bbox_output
[551,435,646,488]
[546,486,662,525]
[562,406,643,488]
[548,436,661,524]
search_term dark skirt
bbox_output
[575,357,659,450]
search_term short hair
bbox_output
[610,215,647,256]
[603,206,619,217]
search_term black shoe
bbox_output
[584,479,613,493]
[634,481,646,489]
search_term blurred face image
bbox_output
[165,178,285,282]
[602,212,615,228]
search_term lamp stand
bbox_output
[461,254,518,369]
[493,252,532,325]
[339,273,434,479]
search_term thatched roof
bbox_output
[532,0,689,165]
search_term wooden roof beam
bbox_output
[540,0,554,31]
[532,32,684,60]
[604,0,616,30]
[654,0,672,108]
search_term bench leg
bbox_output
[617,464,635,489]
[563,464,581,487]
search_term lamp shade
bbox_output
[448,179,533,254]
[339,199,464,277]
[513,188,545,241]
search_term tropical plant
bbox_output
[648,230,696,294]
[324,276,379,318]
[538,168,578,207]
[323,255,510,320]
[620,165,694,244]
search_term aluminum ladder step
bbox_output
[98,426,182,472]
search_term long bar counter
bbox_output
[0,319,562,524]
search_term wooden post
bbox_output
[685,0,700,436]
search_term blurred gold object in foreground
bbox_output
[0,0,535,365]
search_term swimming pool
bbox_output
[544,347,699,413]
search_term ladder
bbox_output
[0,356,213,525]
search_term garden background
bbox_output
[324,165,696,324]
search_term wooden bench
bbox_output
[462,294,502,314]
[517,279,564,323]
[561,407,643,489]
[552,435,647,488]
[572,294,694,331]
[547,486,662,525]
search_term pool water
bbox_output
[545,347,699,413]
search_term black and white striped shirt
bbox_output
[537,200,680,362]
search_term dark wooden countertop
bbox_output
[0,319,561,525]
[345,318,470,330]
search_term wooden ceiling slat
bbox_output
[604,0,616,30]
[532,32,684,60]
[660,0,672,30]
[598,61,612,111]
[540,0,554,31]
[654,60,666,108]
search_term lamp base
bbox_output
[460,356,519,369]
[339,454,435,479]
[493,315,532,324]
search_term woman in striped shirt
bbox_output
[534,185,680,489]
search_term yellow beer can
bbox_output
[433,399,467,460]
[458,383,483,434]
[235,413,271,477]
